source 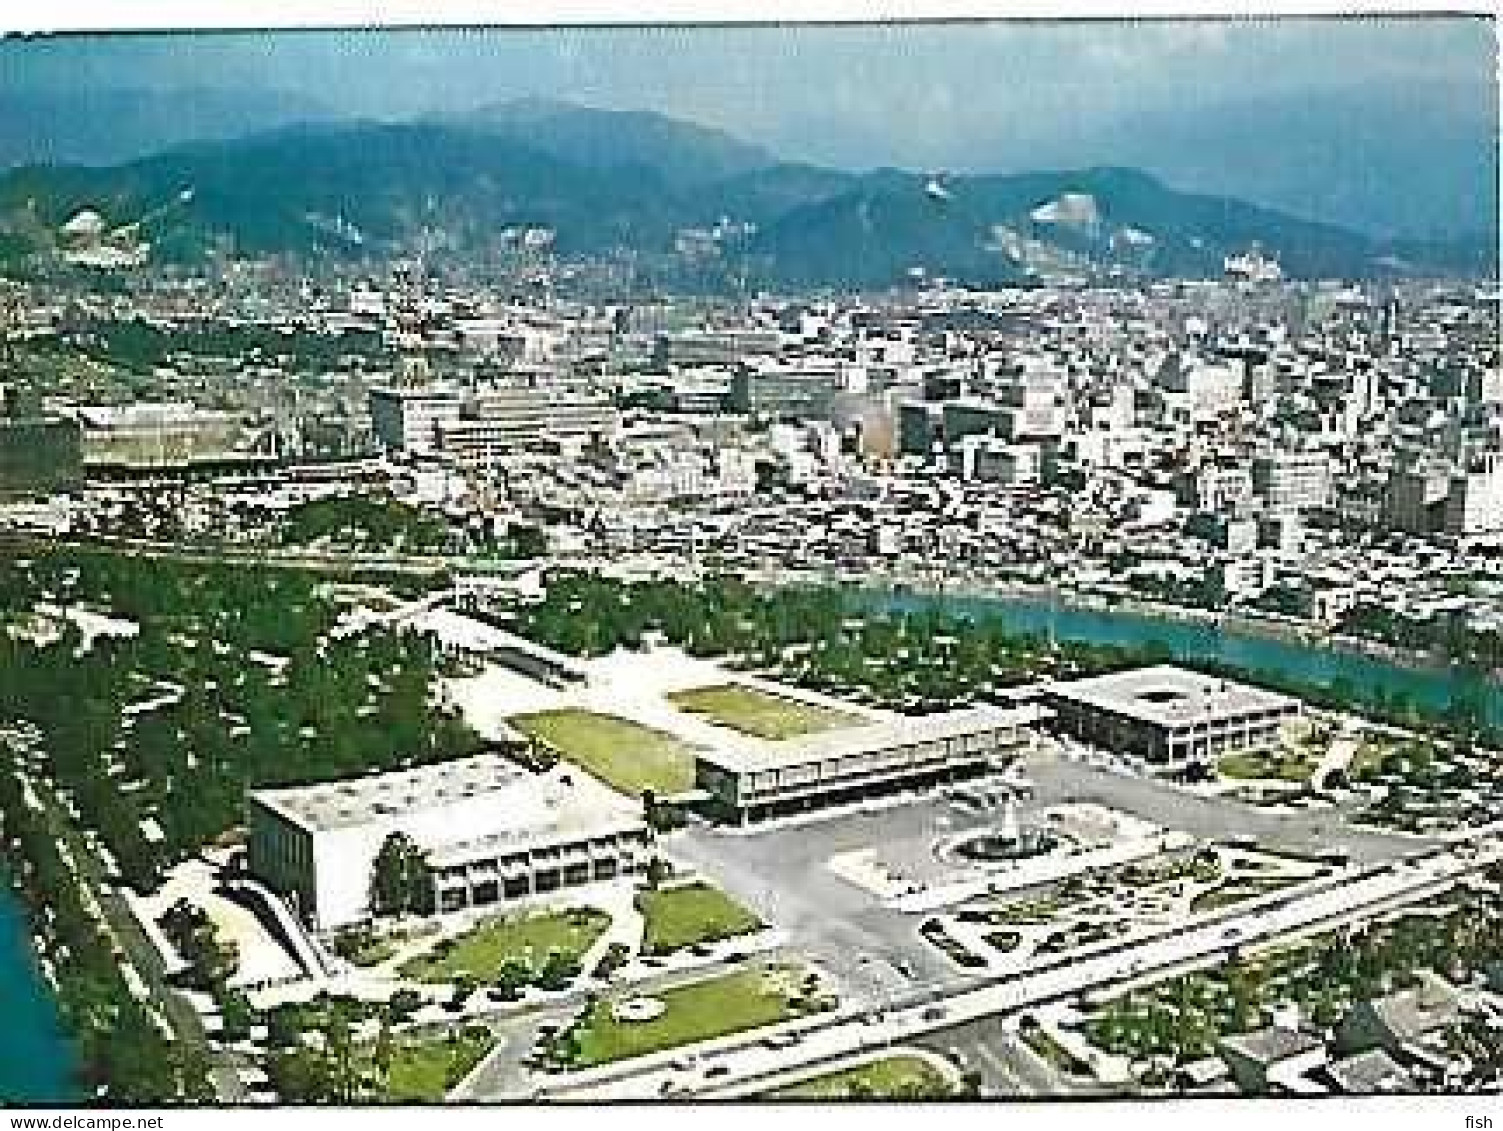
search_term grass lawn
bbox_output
[508,708,696,796]
[382,1029,493,1102]
[772,1055,953,1099]
[667,684,863,741]
[399,908,610,983]
[1022,1027,1091,1077]
[637,882,764,955]
[1347,740,1395,781]
[1189,876,1291,914]
[568,965,817,1067]
[1217,748,1316,782]
[345,937,401,967]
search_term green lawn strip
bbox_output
[637,882,764,955]
[508,708,696,795]
[1022,1027,1092,1077]
[346,938,401,967]
[1189,877,1291,914]
[771,1055,953,1099]
[1346,740,1394,781]
[1217,749,1316,782]
[381,1028,493,1102]
[667,684,862,740]
[399,908,610,983]
[568,965,817,1067]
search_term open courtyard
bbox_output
[667,683,864,740]
[507,708,698,796]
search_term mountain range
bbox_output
[0,96,1494,289]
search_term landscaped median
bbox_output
[1216,748,1319,782]
[767,1053,958,1099]
[539,963,835,1070]
[667,683,864,740]
[507,708,697,795]
[636,881,765,955]
[382,1027,495,1102]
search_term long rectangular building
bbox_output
[693,704,1037,824]
[1044,665,1301,769]
[248,755,650,931]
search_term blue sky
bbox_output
[3,18,1495,169]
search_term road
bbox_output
[666,745,1426,1012]
[1023,750,1432,864]
[669,800,1002,1008]
[23,773,246,1101]
[519,839,1496,1101]
[449,948,805,1101]
[914,1017,1087,1097]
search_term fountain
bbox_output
[611,996,667,1023]
[941,796,1061,864]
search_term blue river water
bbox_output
[0,875,77,1105]
[0,587,1497,1104]
[869,589,1503,728]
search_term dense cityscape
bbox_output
[0,15,1500,1114]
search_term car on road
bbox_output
[1223,926,1243,940]
[921,1005,948,1022]
[671,1055,699,1071]
[762,1032,801,1050]
[704,1065,730,1079]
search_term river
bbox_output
[869,588,1503,727]
[0,583,1494,1105]
[0,875,78,1104]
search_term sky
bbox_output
[0,17,1495,170]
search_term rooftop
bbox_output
[696,702,1042,775]
[249,753,642,852]
[1219,1025,1323,1066]
[1324,1049,1417,1095]
[1047,665,1299,727]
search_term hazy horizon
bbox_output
[2,18,1493,173]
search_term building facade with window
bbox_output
[248,754,649,931]
[692,704,1040,823]
[1045,665,1301,768]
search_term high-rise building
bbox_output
[1251,450,1332,512]
[1444,454,1503,536]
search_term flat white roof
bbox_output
[1047,665,1299,728]
[697,703,1040,775]
[250,754,643,853]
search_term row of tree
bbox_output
[0,548,480,1101]
[515,571,1503,740]
[0,767,214,1102]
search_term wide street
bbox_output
[665,742,1430,1012]
[530,837,1496,1101]
[915,1017,1093,1097]
[1022,750,1436,863]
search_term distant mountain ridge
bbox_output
[427,97,777,186]
[0,86,334,169]
[0,108,1493,287]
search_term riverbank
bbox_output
[0,874,78,1103]
[754,565,1489,685]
